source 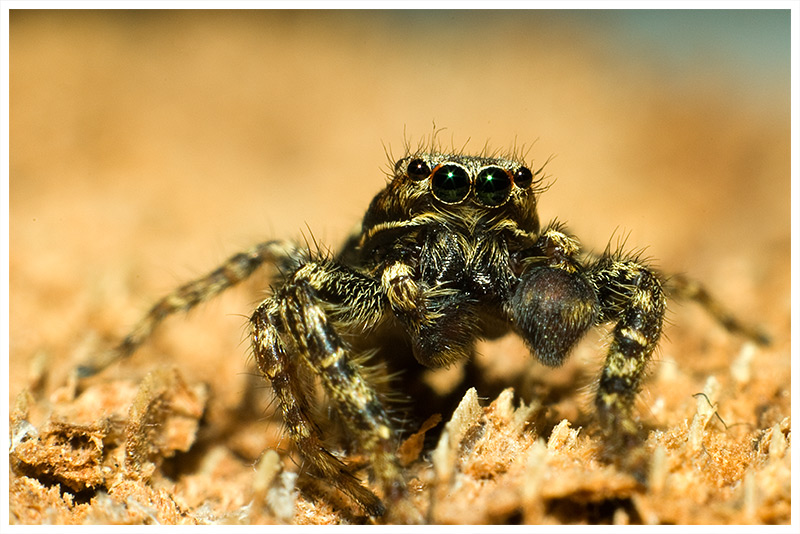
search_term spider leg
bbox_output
[77,240,303,377]
[251,260,402,517]
[664,272,770,345]
[587,254,666,478]
[512,224,665,480]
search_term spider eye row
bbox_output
[405,158,534,207]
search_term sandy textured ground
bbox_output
[8,10,790,525]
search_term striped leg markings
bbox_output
[589,259,666,476]
[78,240,303,377]
[250,297,386,517]
[251,260,400,515]
[664,272,770,345]
[285,276,402,485]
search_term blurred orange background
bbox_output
[7,8,791,525]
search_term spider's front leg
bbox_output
[510,225,665,480]
[586,253,666,477]
[250,259,403,517]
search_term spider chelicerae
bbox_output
[78,144,767,519]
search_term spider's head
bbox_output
[392,152,543,213]
[359,151,545,250]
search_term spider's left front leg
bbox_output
[587,253,666,479]
[510,225,665,481]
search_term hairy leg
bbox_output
[77,240,303,377]
[251,296,387,516]
[588,254,666,478]
[251,260,404,517]
[664,272,770,345]
[513,224,665,480]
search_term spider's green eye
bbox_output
[513,166,534,189]
[407,158,431,181]
[431,164,470,204]
[475,167,513,206]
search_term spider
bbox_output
[78,145,768,519]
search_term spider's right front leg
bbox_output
[250,261,401,518]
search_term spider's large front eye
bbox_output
[431,164,470,204]
[407,158,431,181]
[513,166,534,189]
[475,166,513,206]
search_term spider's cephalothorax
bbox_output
[78,147,766,520]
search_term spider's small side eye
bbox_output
[513,166,534,189]
[406,158,431,181]
[431,163,471,204]
[475,166,513,207]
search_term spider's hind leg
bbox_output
[77,240,303,378]
[664,272,770,345]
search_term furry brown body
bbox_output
[79,146,766,519]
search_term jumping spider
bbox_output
[79,146,768,519]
